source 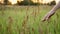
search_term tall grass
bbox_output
[0,5,60,34]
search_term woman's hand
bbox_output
[42,11,55,22]
[41,1,60,22]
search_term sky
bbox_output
[0,0,60,4]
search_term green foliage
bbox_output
[17,0,40,5]
[49,1,56,6]
[4,0,8,5]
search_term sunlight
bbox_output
[32,0,60,4]
[17,0,23,2]
[55,0,60,4]
[8,0,23,4]
[0,0,4,3]
[8,0,17,4]
[43,0,53,3]
[32,0,53,3]
[0,0,60,4]
[32,0,38,3]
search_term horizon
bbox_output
[0,0,59,4]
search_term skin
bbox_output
[42,1,60,21]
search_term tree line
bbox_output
[0,0,56,5]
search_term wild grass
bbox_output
[0,5,60,34]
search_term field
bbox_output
[0,5,60,34]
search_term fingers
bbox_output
[41,13,55,22]
[41,10,56,22]
[41,15,49,22]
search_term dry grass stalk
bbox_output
[0,24,2,32]
[6,16,13,34]
[32,27,35,34]
[26,27,30,34]
[38,26,44,34]
[16,25,20,34]
[22,15,29,34]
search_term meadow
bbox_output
[0,5,60,34]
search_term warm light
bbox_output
[55,0,60,4]
[32,0,38,3]
[43,0,53,3]
[32,0,53,3]
[8,0,17,4]
[0,0,60,4]
[0,0,4,3]
[17,0,23,2]
[8,0,23,4]
[32,0,60,4]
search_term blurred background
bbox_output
[0,0,59,5]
